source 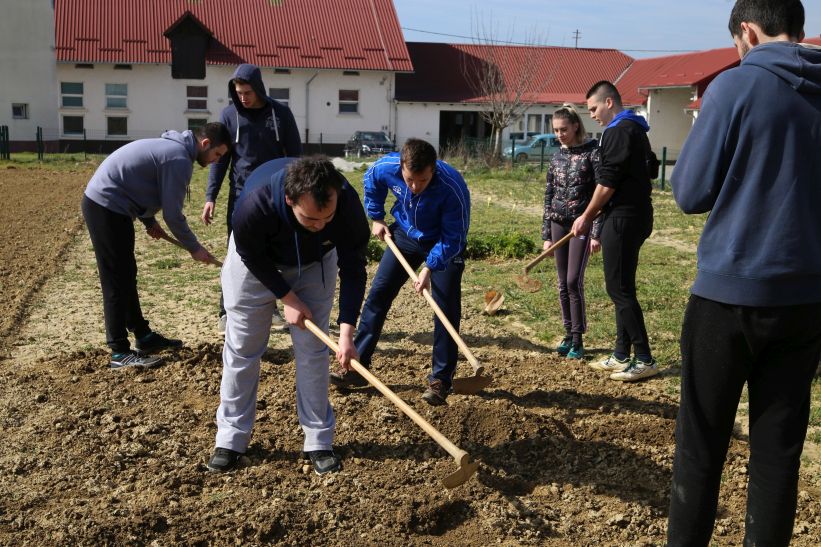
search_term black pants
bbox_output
[551,221,592,338]
[667,295,821,546]
[81,196,151,353]
[600,212,653,357]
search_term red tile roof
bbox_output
[396,42,633,104]
[54,0,413,72]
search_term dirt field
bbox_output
[0,166,818,545]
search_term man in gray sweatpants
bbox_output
[207,156,370,475]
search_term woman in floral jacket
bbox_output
[542,104,602,359]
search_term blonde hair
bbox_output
[553,103,587,144]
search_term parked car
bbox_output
[344,131,396,157]
[503,133,561,162]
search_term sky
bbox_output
[393,0,821,58]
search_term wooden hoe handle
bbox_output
[304,319,476,477]
[158,232,223,267]
[523,231,574,274]
[383,235,483,375]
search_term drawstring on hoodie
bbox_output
[292,231,326,289]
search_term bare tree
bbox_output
[462,16,552,163]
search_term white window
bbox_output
[105,83,128,109]
[12,104,28,119]
[186,86,207,110]
[63,115,84,136]
[107,116,127,136]
[527,114,542,134]
[61,82,84,108]
[269,88,289,107]
[339,89,359,114]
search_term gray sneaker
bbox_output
[110,351,162,370]
[589,353,631,372]
[610,358,659,382]
[271,307,289,331]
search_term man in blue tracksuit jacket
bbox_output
[201,63,302,328]
[330,138,471,406]
[667,1,821,544]
[207,156,369,476]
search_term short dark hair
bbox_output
[284,156,343,209]
[196,122,232,150]
[586,80,622,107]
[729,0,804,40]
[400,138,437,173]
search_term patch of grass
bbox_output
[151,258,182,270]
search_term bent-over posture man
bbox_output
[667,1,821,544]
[82,123,230,369]
[208,156,369,475]
[330,138,471,406]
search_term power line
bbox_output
[400,26,698,53]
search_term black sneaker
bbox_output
[421,379,449,406]
[305,450,342,475]
[207,447,242,473]
[329,369,368,388]
[135,332,183,353]
[110,351,162,369]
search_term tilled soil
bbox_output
[0,167,818,545]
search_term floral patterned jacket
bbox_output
[542,139,603,241]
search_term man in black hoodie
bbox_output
[201,64,303,332]
[206,156,370,476]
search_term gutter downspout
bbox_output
[304,72,319,145]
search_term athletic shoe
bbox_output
[305,450,342,475]
[610,357,659,382]
[329,369,368,389]
[110,351,162,370]
[567,343,585,359]
[271,307,289,331]
[556,336,573,356]
[207,447,242,473]
[589,353,631,372]
[217,314,227,335]
[421,379,449,406]
[135,332,183,352]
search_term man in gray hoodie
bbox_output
[82,122,231,369]
[667,1,821,544]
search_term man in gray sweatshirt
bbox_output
[82,122,231,369]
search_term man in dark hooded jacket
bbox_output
[201,64,302,331]
[667,1,821,544]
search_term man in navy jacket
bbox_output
[201,64,302,330]
[207,157,369,476]
[667,1,821,544]
[330,138,471,406]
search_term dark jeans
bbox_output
[600,211,653,357]
[81,196,151,353]
[354,227,464,389]
[667,295,821,546]
[551,221,592,338]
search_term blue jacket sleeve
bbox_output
[278,105,303,157]
[672,79,734,214]
[334,187,370,326]
[426,174,470,271]
[363,163,389,220]
[232,192,292,298]
[206,107,233,202]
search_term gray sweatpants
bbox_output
[214,235,337,453]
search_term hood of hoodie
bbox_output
[228,64,271,113]
[160,129,197,161]
[742,41,821,95]
[606,109,650,132]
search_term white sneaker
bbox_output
[610,358,659,382]
[217,314,227,335]
[589,353,631,372]
[271,307,289,331]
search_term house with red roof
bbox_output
[3,0,412,152]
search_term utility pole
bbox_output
[573,29,581,48]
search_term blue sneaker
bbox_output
[556,336,573,356]
[567,343,585,359]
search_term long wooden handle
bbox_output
[304,319,470,465]
[523,232,574,274]
[158,232,223,267]
[383,235,482,375]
